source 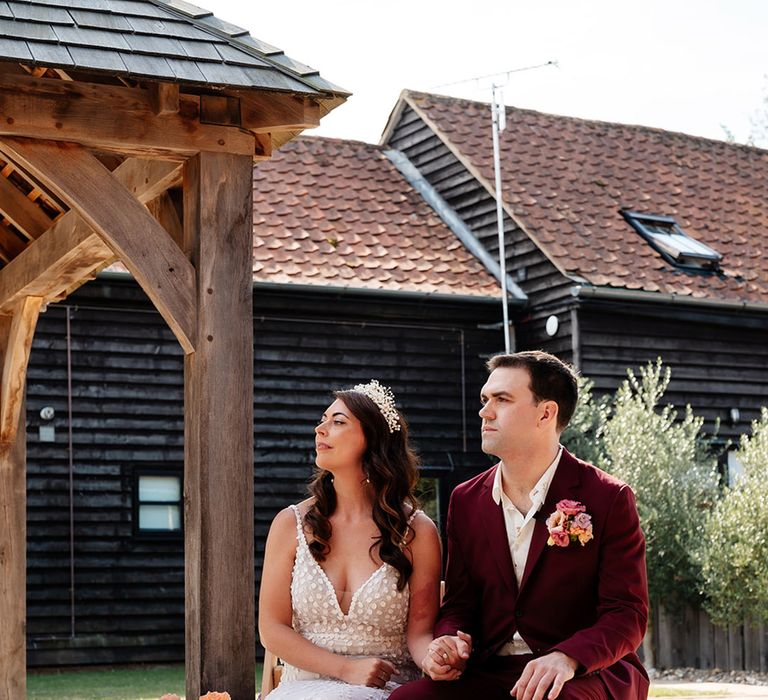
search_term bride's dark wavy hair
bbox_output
[305,388,420,591]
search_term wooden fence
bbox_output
[653,605,767,672]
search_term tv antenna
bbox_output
[433,61,558,353]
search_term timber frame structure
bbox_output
[0,2,348,699]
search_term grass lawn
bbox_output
[27,665,263,700]
[27,665,724,700]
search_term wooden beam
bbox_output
[0,223,25,264]
[239,93,320,133]
[117,158,183,203]
[200,95,240,126]
[0,296,41,443]
[0,158,182,314]
[0,171,53,239]
[0,139,196,353]
[183,152,255,700]
[148,82,180,116]
[0,73,258,158]
[0,314,28,700]
[0,216,112,313]
[147,192,183,250]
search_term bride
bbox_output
[258,380,443,699]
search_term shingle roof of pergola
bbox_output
[0,0,348,97]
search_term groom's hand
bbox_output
[511,651,578,700]
[422,631,472,680]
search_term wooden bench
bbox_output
[258,647,283,699]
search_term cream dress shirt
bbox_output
[490,446,563,655]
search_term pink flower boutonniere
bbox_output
[546,499,594,547]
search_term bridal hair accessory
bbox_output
[546,499,594,547]
[352,379,401,433]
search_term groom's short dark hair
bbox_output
[486,351,578,430]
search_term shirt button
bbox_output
[515,609,523,618]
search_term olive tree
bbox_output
[600,360,720,610]
[699,408,768,624]
[561,375,609,467]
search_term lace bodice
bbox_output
[280,504,421,685]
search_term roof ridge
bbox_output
[295,134,382,148]
[403,88,768,155]
[147,0,349,95]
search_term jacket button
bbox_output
[515,609,523,617]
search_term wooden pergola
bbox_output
[0,3,347,699]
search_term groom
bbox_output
[391,351,648,700]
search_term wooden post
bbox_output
[0,315,27,700]
[183,152,255,700]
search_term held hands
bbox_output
[339,657,396,689]
[511,651,578,700]
[420,630,472,681]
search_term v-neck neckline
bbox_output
[310,556,388,617]
[290,504,393,617]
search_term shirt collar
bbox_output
[491,445,564,507]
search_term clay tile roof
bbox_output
[0,0,349,98]
[251,136,501,298]
[404,90,768,305]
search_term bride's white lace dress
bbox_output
[267,505,421,700]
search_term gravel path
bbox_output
[653,668,768,686]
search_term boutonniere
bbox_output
[546,499,594,547]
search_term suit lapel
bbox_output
[518,449,582,593]
[479,465,518,598]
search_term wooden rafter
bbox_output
[0,172,53,239]
[0,158,182,312]
[0,158,67,217]
[0,73,266,159]
[0,222,25,264]
[0,140,195,352]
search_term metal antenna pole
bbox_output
[431,61,558,354]
[491,83,511,353]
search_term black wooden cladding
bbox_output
[577,301,768,441]
[385,103,768,447]
[25,278,501,666]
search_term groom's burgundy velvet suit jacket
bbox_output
[434,448,649,700]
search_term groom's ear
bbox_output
[538,399,559,428]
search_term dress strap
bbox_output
[399,508,422,548]
[289,504,308,547]
[406,508,421,527]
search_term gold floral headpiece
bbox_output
[352,379,401,433]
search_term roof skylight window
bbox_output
[621,211,722,271]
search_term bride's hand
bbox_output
[422,631,472,680]
[338,657,397,688]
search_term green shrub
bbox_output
[598,360,719,609]
[699,408,768,624]
[561,375,609,467]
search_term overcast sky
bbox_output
[213,0,768,147]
